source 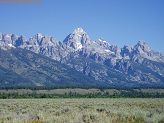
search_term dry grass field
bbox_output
[0,98,164,123]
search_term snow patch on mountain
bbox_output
[8,44,15,48]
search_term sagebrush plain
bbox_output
[0,98,164,123]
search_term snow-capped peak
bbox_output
[73,27,84,33]
[63,28,91,50]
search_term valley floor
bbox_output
[0,98,164,123]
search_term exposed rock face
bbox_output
[63,28,91,50]
[0,28,163,86]
[0,48,99,86]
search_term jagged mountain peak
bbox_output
[98,37,105,41]
[95,37,111,49]
[20,35,26,39]
[137,40,150,49]
[37,33,43,36]
[130,40,164,63]
[0,30,164,86]
[73,27,85,33]
[30,33,44,41]
[3,34,12,40]
[71,27,88,37]
[134,40,151,52]
[137,40,146,45]
[97,37,109,44]
[63,28,91,50]
[36,33,44,39]
[136,40,148,47]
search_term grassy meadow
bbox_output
[0,98,164,123]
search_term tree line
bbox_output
[0,85,164,90]
[0,90,164,99]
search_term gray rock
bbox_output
[0,28,163,86]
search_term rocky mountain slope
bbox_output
[0,28,163,86]
[0,48,101,86]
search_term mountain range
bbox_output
[0,28,164,86]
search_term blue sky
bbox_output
[0,0,164,52]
